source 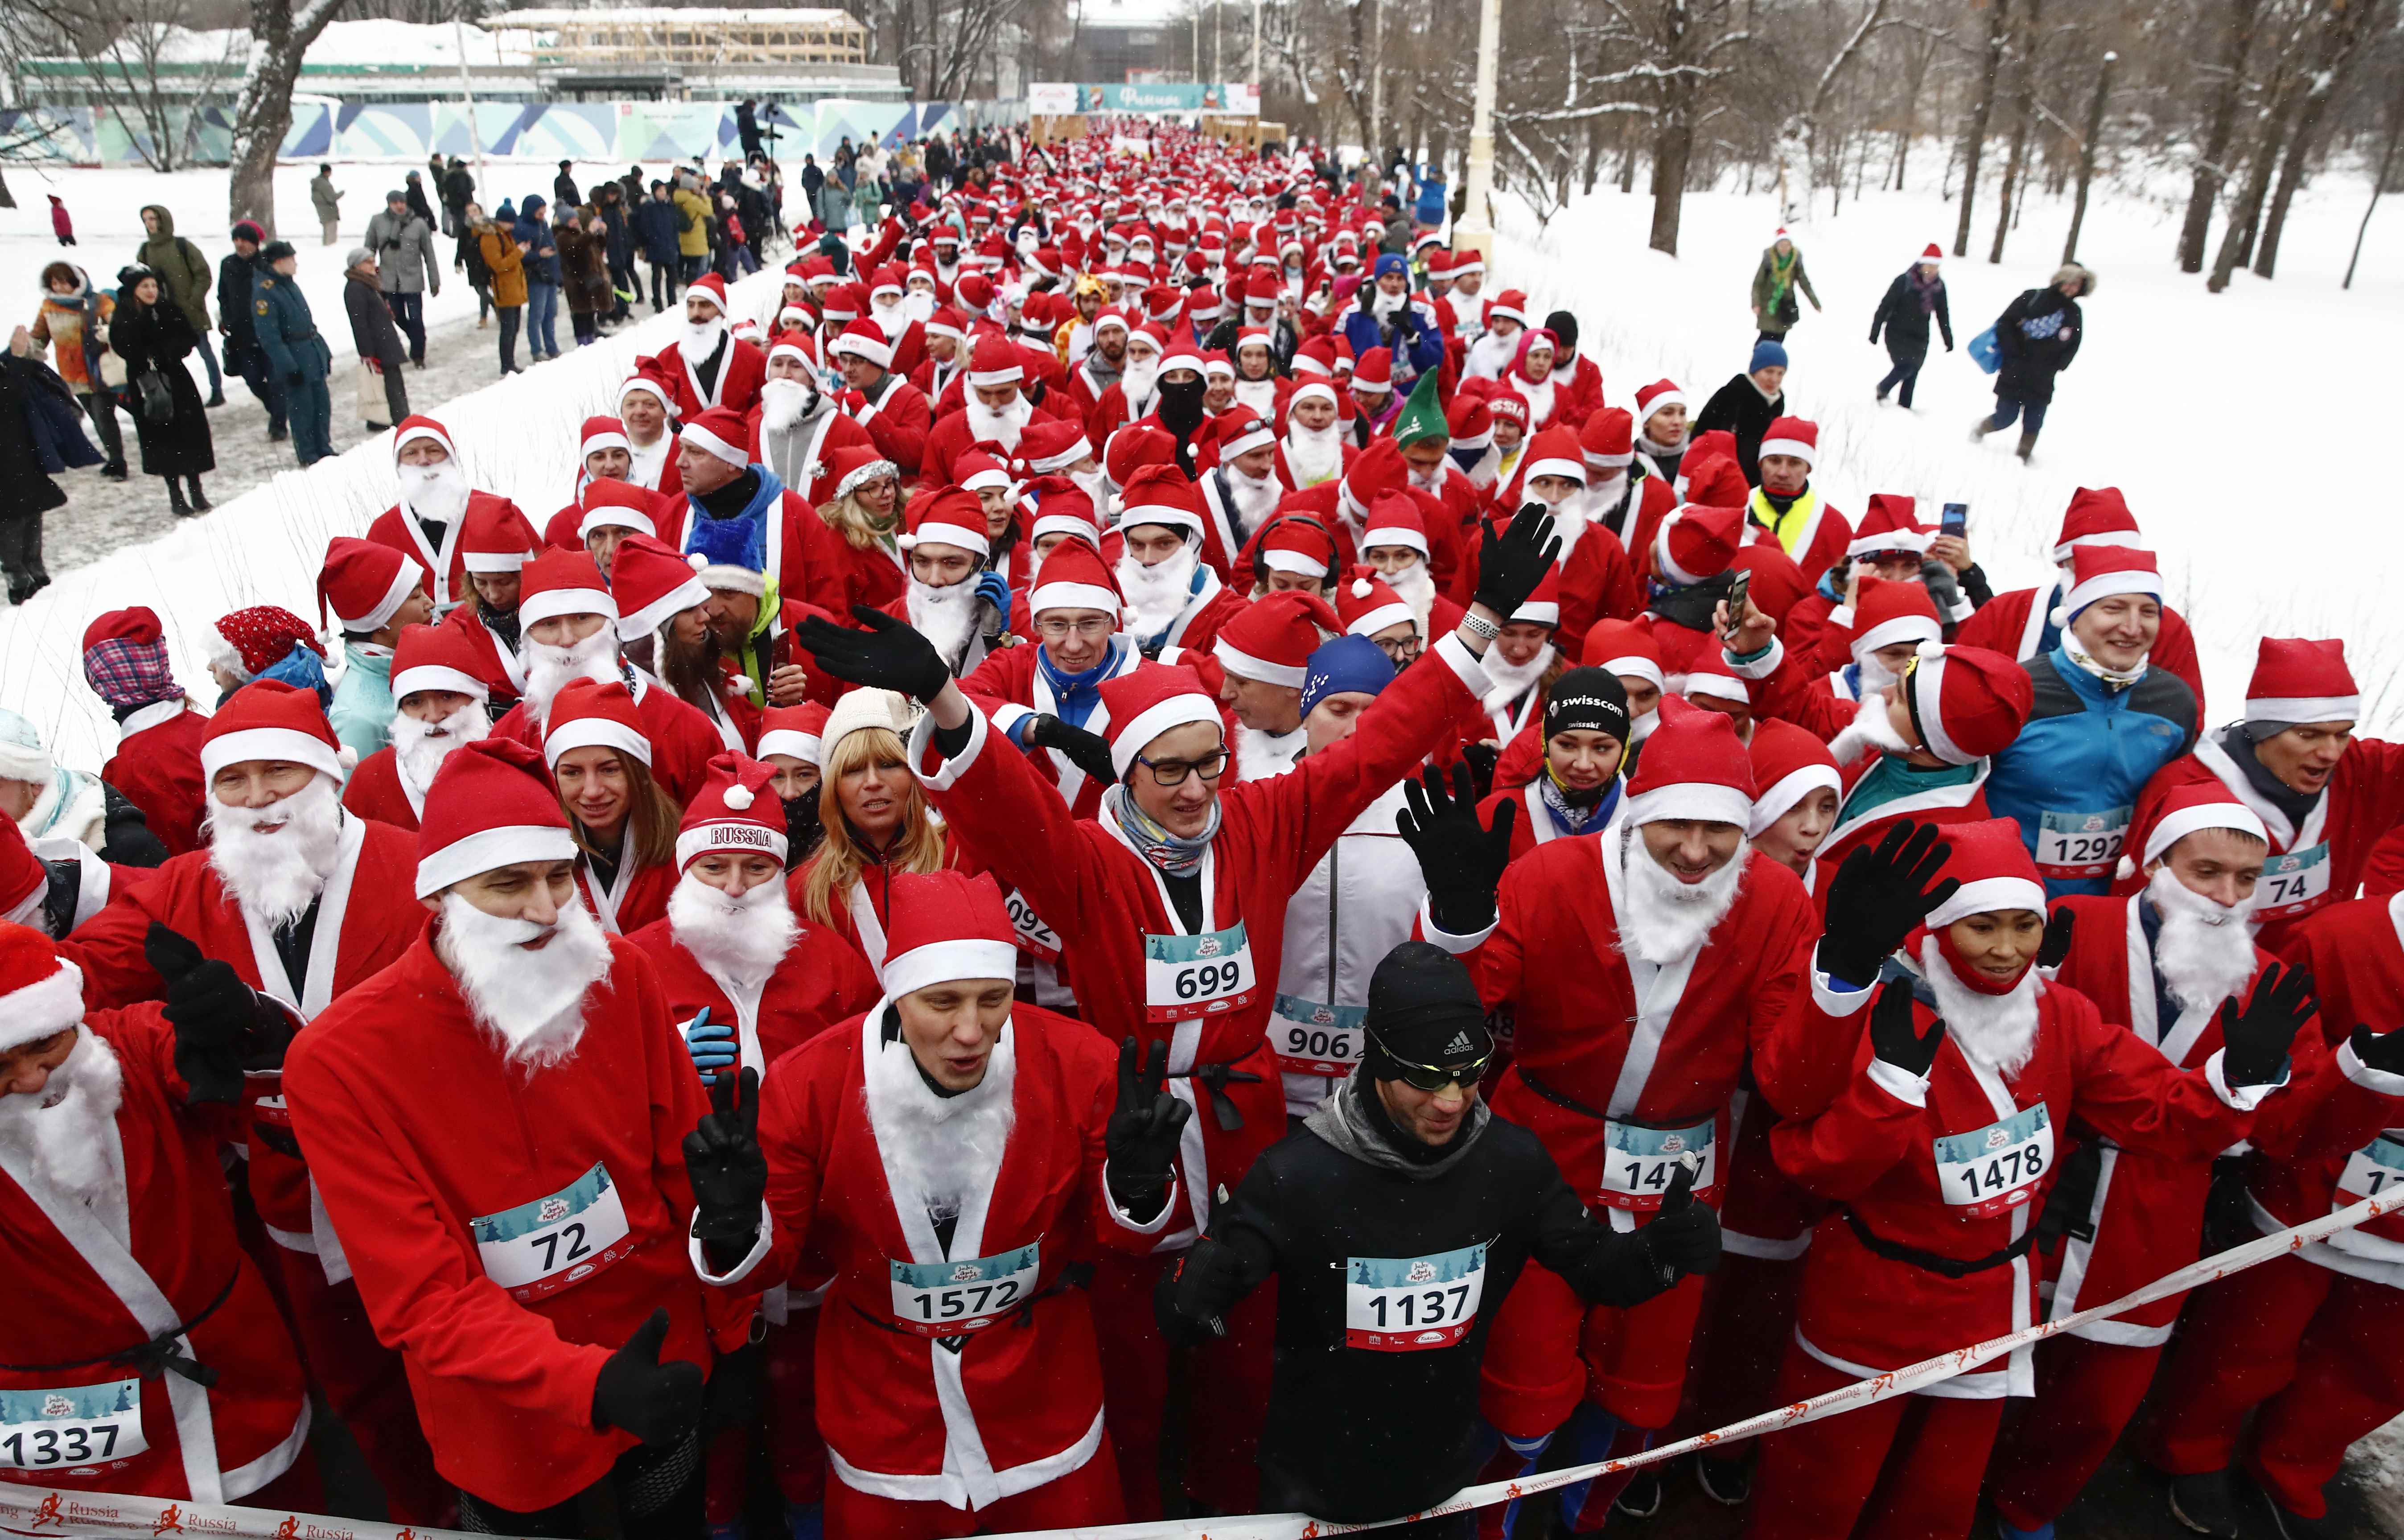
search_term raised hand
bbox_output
[2219,963,2317,1088]
[792,605,951,703]
[1638,1156,1722,1280]
[590,1308,706,1445]
[681,1067,768,1243]
[1105,1038,1190,1210]
[1395,762,1516,935]
[2349,1022,2404,1076]
[1470,507,1562,622]
[1026,713,1118,782]
[2037,906,2077,972]
[1818,820,1959,985]
[1869,977,1945,1078]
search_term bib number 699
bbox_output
[1177,962,1239,1000]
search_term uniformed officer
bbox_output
[251,240,333,466]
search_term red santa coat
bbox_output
[541,485,684,557]
[572,852,678,938]
[696,1004,1169,1510]
[845,375,932,478]
[790,515,907,630]
[918,407,1046,491]
[1473,777,1630,867]
[368,491,527,613]
[910,635,1493,1242]
[2116,732,2404,958]
[433,601,528,702]
[625,911,880,1076]
[1744,488,1852,585]
[0,1013,309,1502]
[909,351,965,409]
[1768,974,2257,1397]
[66,816,424,1272]
[100,701,209,859]
[1954,585,2206,717]
[341,747,418,830]
[283,924,748,1511]
[489,672,727,808]
[959,638,1151,821]
[659,335,768,420]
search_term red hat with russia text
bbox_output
[1625,696,1756,827]
[675,753,788,871]
[414,737,577,898]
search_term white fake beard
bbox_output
[1517,374,1557,429]
[907,574,981,670]
[626,434,671,490]
[683,315,727,359]
[0,1027,123,1202]
[392,701,489,802]
[207,775,343,929]
[1233,377,1279,416]
[1373,288,1407,320]
[1539,486,1594,564]
[1284,422,1343,487]
[1070,464,1110,505]
[871,298,908,338]
[1854,652,1902,698]
[761,375,815,433]
[668,872,798,992]
[1385,559,1437,635]
[1118,544,1199,639]
[399,457,471,529]
[1483,643,1555,713]
[2148,866,2264,1014]
[1227,465,1283,531]
[520,626,621,728]
[436,891,611,1070]
[1236,721,1302,780]
[863,1011,1016,1226]
[1919,933,2040,1080]
[902,291,936,324]
[1121,358,1161,411]
[1617,823,1747,965]
[1589,470,1629,512]
[1829,692,1914,768]
[1629,706,1660,744]
[966,393,1033,453]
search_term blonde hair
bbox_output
[819,486,900,552]
[799,725,948,927]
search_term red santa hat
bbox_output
[461,498,542,574]
[1013,418,1093,476]
[1116,464,1206,541]
[675,753,789,871]
[578,479,659,542]
[1900,645,2034,765]
[828,446,900,502]
[926,307,968,343]
[1449,251,1485,279]
[1519,426,1588,486]
[1339,436,1410,512]
[1624,697,1756,828]
[579,415,630,462]
[898,487,993,560]
[1923,818,2047,930]
[82,605,164,653]
[202,679,345,784]
[1215,590,1341,687]
[1217,408,1276,461]
[318,536,420,634]
[1511,565,1562,629]
[1584,618,1665,691]
[1361,493,1429,559]
[757,702,831,766]
[0,918,84,1051]
[1029,541,1121,618]
[686,272,729,313]
[1338,570,1414,638]
[1746,719,1842,839]
[392,414,454,463]
[1916,242,1944,265]
[1446,395,1495,452]
[2246,638,2359,726]
[680,407,750,469]
[1486,289,1528,326]
[869,264,906,301]
[2058,545,2163,622]
[1654,505,1744,586]
[818,284,862,325]
[2050,487,2147,563]
[1027,486,1101,551]
[1757,416,1817,467]
[610,534,713,641]
[618,368,676,418]
[1684,651,1750,708]
[1682,453,1752,512]
[414,737,578,899]
[880,869,1020,1001]
[391,622,493,705]
[955,452,1013,496]
[766,330,813,368]
[1579,409,1635,473]
[1486,392,1530,432]
[1350,347,1395,396]
[543,678,653,769]
[1633,380,1686,435]
[967,334,1025,388]
[519,547,620,629]
[2140,782,2270,871]
[1292,336,1338,379]
[830,319,895,370]
[1090,309,1130,340]
[1095,665,1223,780]
[1255,519,1338,583]
[1848,494,1930,558]
[1846,576,1943,662]
[1158,341,1207,379]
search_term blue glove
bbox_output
[683,1008,737,1084]
[974,571,1013,616]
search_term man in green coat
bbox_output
[137,205,225,407]
[1750,229,1822,344]
[251,242,334,466]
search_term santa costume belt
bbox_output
[1844,1211,2034,1279]
[1515,1070,1711,1136]
[848,1261,1094,1341]
[1183,1059,1265,1132]
[0,1269,237,1387]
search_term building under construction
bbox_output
[481,7,895,98]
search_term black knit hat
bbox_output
[1363,942,1491,1077]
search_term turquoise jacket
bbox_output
[329,642,395,763]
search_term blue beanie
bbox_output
[1300,634,1397,719]
[1373,251,1408,282]
[1749,339,1788,374]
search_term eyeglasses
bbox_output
[1371,634,1423,665]
[1367,1029,1490,1093]
[1036,617,1115,641]
[1134,748,1228,787]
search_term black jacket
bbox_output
[1993,286,2083,404]
[1692,372,1786,486]
[217,251,265,349]
[1870,269,1953,358]
[109,297,213,478]
[1201,1086,1671,1523]
[344,270,406,366]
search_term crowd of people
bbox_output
[3,119,2400,1540]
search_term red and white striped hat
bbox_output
[881,869,1020,1000]
[542,678,652,769]
[391,622,492,705]
[202,679,345,783]
[609,534,712,642]
[2246,638,2359,727]
[675,753,788,871]
[414,737,577,898]
[1625,697,1755,828]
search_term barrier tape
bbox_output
[3,1191,2393,1540]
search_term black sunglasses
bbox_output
[1368,1029,1490,1092]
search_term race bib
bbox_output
[472,1162,636,1302]
[2034,807,2131,880]
[2337,1133,2404,1206]
[1933,1104,2053,1218]
[1271,993,1366,1076]
[1142,923,1258,1025]
[0,1382,145,1472]
[1345,1242,1488,1352]
[1003,887,1062,960]
[2258,843,2332,917]
[1597,1117,1716,1211]
[888,1244,1041,1338]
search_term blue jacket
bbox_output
[1984,647,2198,897]
[1340,297,1443,383]
[250,268,330,383]
[634,196,683,264]
[517,197,561,285]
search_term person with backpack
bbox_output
[1974,264,2095,465]
[135,205,224,408]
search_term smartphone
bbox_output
[1941,502,1969,537]
[1722,569,1751,642]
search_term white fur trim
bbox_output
[1213,639,1307,688]
[1030,582,1120,617]
[579,506,657,540]
[2062,568,2162,618]
[1110,692,1223,778]
[906,520,992,559]
[0,960,84,1052]
[201,727,342,783]
[1604,653,1670,690]
[1853,613,1943,660]
[968,363,1025,387]
[2049,529,2148,563]
[1749,764,1843,838]
[391,665,490,704]
[1758,435,1814,465]
[2246,695,2359,725]
[681,423,748,468]
[416,824,578,898]
[1346,601,1414,638]
[1624,782,1752,828]
[1260,549,1326,579]
[1521,456,1587,485]
[393,422,453,461]
[1927,875,2046,927]
[519,585,619,627]
[617,576,713,642]
[756,729,823,765]
[832,331,895,369]
[2142,801,2269,868]
[543,716,654,768]
[883,938,1020,1001]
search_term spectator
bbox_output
[217,220,285,441]
[441,156,477,242]
[557,207,609,349]
[30,261,126,481]
[595,183,636,323]
[737,98,764,159]
[476,202,528,377]
[343,247,409,431]
[250,241,334,465]
[636,181,683,313]
[309,164,342,246]
[0,706,166,867]
[135,205,225,408]
[47,193,74,246]
[404,170,436,230]
[800,154,826,227]
[553,159,580,210]
[107,264,214,516]
[1975,263,2095,465]
[364,188,440,369]
[1870,243,1953,410]
[456,201,494,330]
[0,326,95,602]
[673,173,712,285]
[518,194,562,363]
[1692,339,1789,485]
[1750,227,1821,344]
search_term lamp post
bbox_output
[1450,0,1501,262]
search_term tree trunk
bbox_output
[1953,0,2010,257]
[1988,0,2039,262]
[1647,0,1695,255]
[2345,74,2404,288]
[230,0,350,235]
[2062,51,2116,264]
[2208,64,2298,292]
[2257,0,2367,280]
[1618,115,1638,193]
[2178,0,2264,271]
[0,166,13,211]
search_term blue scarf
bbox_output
[1104,782,1220,879]
[683,467,786,574]
[1539,773,1622,838]
[1036,637,1127,731]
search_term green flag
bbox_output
[1391,368,1447,447]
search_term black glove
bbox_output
[1461,739,1502,803]
[681,1067,768,1244]
[1637,1157,1721,1281]
[1817,820,1959,985]
[1105,1038,1190,1212]
[1395,762,1515,935]
[1026,713,1117,783]
[146,922,267,1105]
[1470,508,1562,620]
[590,1308,705,1445]
[2037,906,2076,972]
[2351,1023,2404,1076]
[1869,977,1945,1077]
[1153,1235,1241,1345]
[2219,962,2317,1088]
[793,605,951,704]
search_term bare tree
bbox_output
[2175,0,2264,270]
[1951,0,2009,256]
[21,0,241,174]
[1772,0,1892,220]
[1985,0,2040,261]
[2345,59,2404,287]
[2061,48,2115,262]
[2207,46,2299,291]
[2254,0,2371,277]
[228,0,348,235]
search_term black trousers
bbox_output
[454,1432,702,1540]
